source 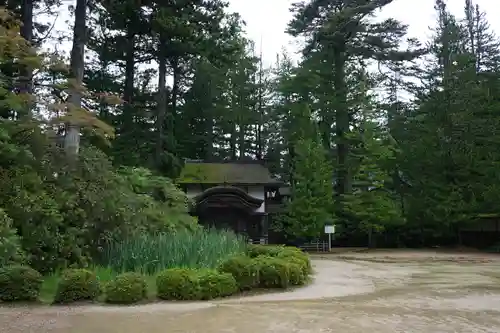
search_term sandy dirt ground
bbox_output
[2,250,500,333]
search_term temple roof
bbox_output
[192,186,264,212]
[177,160,282,185]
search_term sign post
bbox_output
[324,225,335,252]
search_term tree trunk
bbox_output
[19,0,33,102]
[230,124,237,160]
[238,124,245,159]
[334,48,351,195]
[123,24,135,129]
[155,34,167,169]
[238,89,245,158]
[168,57,179,157]
[256,54,263,159]
[64,0,86,158]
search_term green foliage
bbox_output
[277,137,334,240]
[220,246,312,291]
[218,255,260,290]
[102,229,247,274]
[117,167,197,232]
[247,245,311,283]
[343,117,405,242]
[53,269,100,304]
[345,190,403,234]
[0,209,24,267]
[247,244,285,258]
[104,272,148,304]
[276,248,312,276]
[156,268,201,300]
[253,256,291,289]
[287,262,306,285]
[0,133,199,273]
[0,265,42,302]
[5,0,500,289]
[198,269,238,300]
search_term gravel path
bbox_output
[2,251,500,333]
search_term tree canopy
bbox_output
[0,0,499,267]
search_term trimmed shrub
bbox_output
[198,270,238,300]
[287,262,306,285]
[218,255,259,290]
[53,269,100,304]
[253,256,291,288]
[156,268,201,300]
[247,244,284,258]
[104,272,148,304]
[0,265,42,302]
[281,255,310,278]
[277,247,312,276]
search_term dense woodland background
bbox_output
[1,0,500,271]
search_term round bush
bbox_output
[53,269,100,304]
[0,265,42,302]
[218,255,259,290]
[156,268,201,300]
[287,262,306,285]
[104,272,148,304]
[277,248,312,276]
[253,256,291,288]
[198,270,238,300]
[247,244,284,258]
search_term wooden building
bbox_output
[177,160,289,244]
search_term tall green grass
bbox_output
[101,228,247,274]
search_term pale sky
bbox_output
[227,0,500,66]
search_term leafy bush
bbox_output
[116,167,198,232]
[279,255,310,279]
[253,256,291,288]
[0,143,202,274]
[218,255,260,290]
[247,244,284,258]
[287,262,306,285]
[53,269,100,304]
[276,247,312,276]
[102,228,247,274]
[156,268,201,300]
[198,269,238,300]
[0,265,42,301]
[104,272,148,304]
[0,209,24,267]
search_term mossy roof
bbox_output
[177,161,282,185]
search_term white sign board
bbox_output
[324,225,335,234]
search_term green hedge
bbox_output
[156,268,239,300]
[104,272,148,304]
[247,244,285,258]
[0,245,311,305]
[218,255,260,290]
[276,247,312,276]
[198,269,238,300]
[156,268,201,300]
[252,256,291,288]
[0,265,42,302]
[53,269,100,304]
[220,245,312,290]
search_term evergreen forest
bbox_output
[1,0,500,275]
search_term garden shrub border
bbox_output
[0,245,312,305]
[53,269,101,304]
[0,265,43,302]
[104,272,148,304]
